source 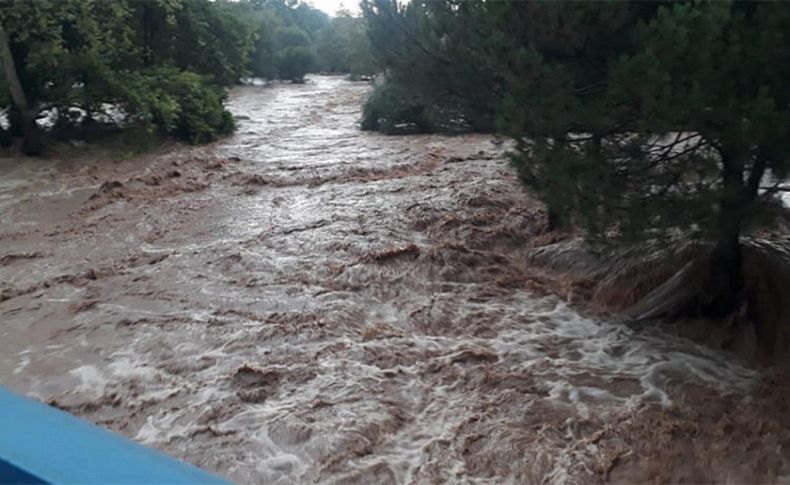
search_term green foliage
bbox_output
[128,0,257,86]
[259,0,328,41]
[277,45,315,82]
[317,13,377,78]
[361,0,496,133]
[492,2,657,235]
[361,81,469,134]
[495,1,790,247]
[121,68,235,144]
[0,0,258,148]
[242,0,328,81]
[288,3,329,40]
[276,25,310,48]
[0,0,135,112]
[248,10,282,79]
[361,82,426,133]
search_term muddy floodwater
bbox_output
[2,77,790,483]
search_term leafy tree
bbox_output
[240,0,328,81]
[0,0,250,152]
[275,24,310,48]
[317,12,376,78]
[0,0,136,151]
[0,23,41,154]
[272,25,314,82]
[277,45,315,82]
[288,3,328,40]
[129,0,256,86]
[248,9,283,79]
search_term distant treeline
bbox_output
[360,0,789,318]
[0,0,376,153]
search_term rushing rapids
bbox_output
[1,76,789,483]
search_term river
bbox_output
[1,76,788,483]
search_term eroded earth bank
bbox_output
[1,77,789,483]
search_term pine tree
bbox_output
[497,1,790,316]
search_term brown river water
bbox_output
[1,76,789,484]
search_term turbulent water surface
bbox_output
[1,76,789,483]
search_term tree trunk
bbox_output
[703,152,747,317]
[0,125,11,147]
[706,220,742,317]
[0,24,41,155]
[7,106,23,137]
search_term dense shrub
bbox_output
[361,82,426,133]
[277,46,316,83]
[361,81,470,135]
[122,68,235,144]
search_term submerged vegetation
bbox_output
[361,0,790,323]
[0,0,374,152]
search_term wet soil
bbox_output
[1,76,789,483]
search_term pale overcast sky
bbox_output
[307,0,361,16]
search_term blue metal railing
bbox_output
[0,386,228,484]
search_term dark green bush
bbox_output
[361,81,471,135]
[360,82,426,133]
[277,46,316,83]
[122,68,235,144]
